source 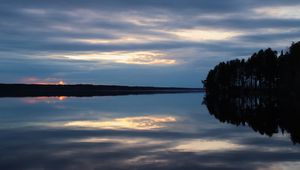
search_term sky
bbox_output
[1,0,300,87]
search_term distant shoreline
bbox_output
[0,84,204,97]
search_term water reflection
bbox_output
[173,139,244,152]
[22,96,67,104]
[204,93,300,144]
[64,116,177,130]
[0,94,299,170]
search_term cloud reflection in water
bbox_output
[173,139,244,152]
[64,116,177,130]
[0,94,300,170]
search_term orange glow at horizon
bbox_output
[58,81,65,85]
[21,77,66,85]
[35,80,66,85]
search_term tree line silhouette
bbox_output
[203,41,300,96]
[0,84,202,97]
[203,41,300,144]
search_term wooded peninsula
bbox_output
[203,41,300,96]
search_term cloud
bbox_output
[254,5,300,19]
[55,51,177,65]
[1,0,300,86]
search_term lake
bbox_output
[0,93,299,170]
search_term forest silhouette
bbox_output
[203,41,300,144]
[203,41,300,96]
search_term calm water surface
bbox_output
[0,93,299,170]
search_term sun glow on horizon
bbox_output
[58,81,65,85]
[21,77,66,85]
[35,80,66,85]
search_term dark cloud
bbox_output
[235,30,300,43]
[2,0,300,14]
[0,0,252,13]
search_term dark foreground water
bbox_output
[0,93,299,170]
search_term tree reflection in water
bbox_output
[203,93,300,144]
